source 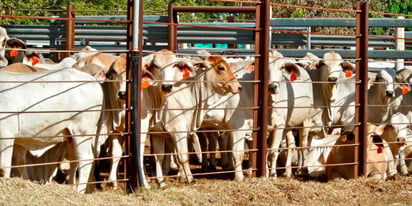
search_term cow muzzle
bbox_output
[117,91,126,100]
[397,137,406,146]
[161,84,173,93]
[269,84,277,94]
[328,76,338,82]
[385,90,394,97]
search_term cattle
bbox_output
[0,68,104,193]
[150,50,242,187]
[0,26,8,59]
[72,50,118,74]
[4,37,27,65]
[301,52,401,177]
[380,112,412,175]
[266,50,319,178]
[326,123,391,180]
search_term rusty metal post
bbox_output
[168,4,177,52]
[126,0,144,192]
[355,2,369,178]
[255,0,270,178]
[64,4,75,59]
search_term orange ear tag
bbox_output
[290,70,297,81]
[31,56,40,66]
[183,68,190,79]
[345,70,352,78]
[141,77,150,89]
[10,46,18,57]
[402,85,409,95]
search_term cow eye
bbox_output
[218,66,226,71]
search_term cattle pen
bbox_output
[0,0,412,196]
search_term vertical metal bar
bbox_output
[355,2,369,178]
[396,16,405,71]
[64,4,74,59]
[126,0,144,192]
[168,4,177,52]
[255,0,270,178]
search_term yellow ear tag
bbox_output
[10,46,18,57]
[402,85,409,95]
[345,70,352,78]
[141,77,150,89]
[183,68,190,79]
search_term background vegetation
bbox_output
[0,0,411,24]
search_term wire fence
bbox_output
[0,1,411,194]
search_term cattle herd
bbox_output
[0,26,411,194]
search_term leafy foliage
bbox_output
[0,1,410,24]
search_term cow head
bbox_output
[5,37,26,65]
[313,51,355,102]
[268,50,302,94]
[199,55,242,94]
[374,68,396,99]
[146,49,197,93]
[106,54,127,100]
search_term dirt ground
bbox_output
[0,174,411,206]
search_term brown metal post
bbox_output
[255,0,270,178]
[64,4,75,59]
[355,2,369,178]
[168,4,177,52]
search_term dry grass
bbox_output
[0,175,411,206]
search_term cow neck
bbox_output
[191,69,226,130]
[142,84,165,127]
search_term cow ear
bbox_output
[176,61,194,79]
[246,63,255,73]
[283,63,300,81]
[341,61,355,78]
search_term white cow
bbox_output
[0,68,103,193]
[267,50,317,177]
[0,26,9,60]
[150,51,242,187]
[302,52,401,177]
[380,112,412,175]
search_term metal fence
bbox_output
[1,1,412,193]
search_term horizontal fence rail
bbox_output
[2,16,412,59]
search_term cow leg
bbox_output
[398,145,409,175]
[198,131,209,170]
[383,140,397,178]
[190,133,202,164]
[108,135,124,190]
[231,130,245,181]
[0,138,14,178]
[219,132,233,171]
[172,133,194,183]
[267,128,284,178]
[71,136,94,194]
[208,131,218,170]
[11,144,29,179]
[151,134,167,188]
[297,125,310,176]
[284,130,296,177]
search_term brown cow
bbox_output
[326,123,390,180]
